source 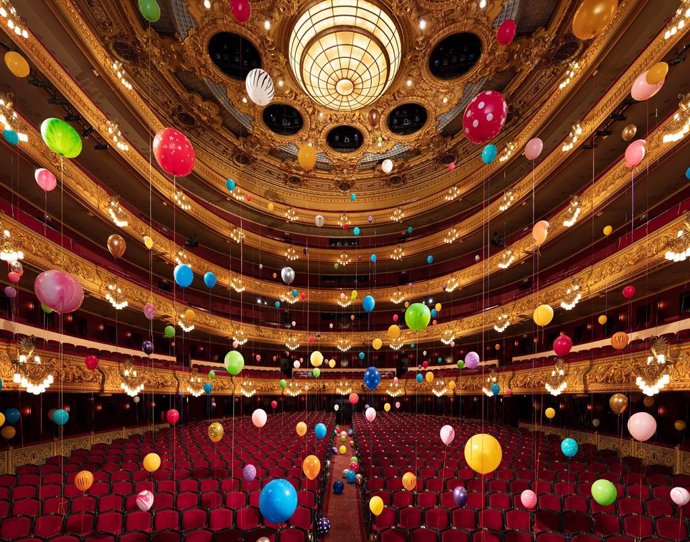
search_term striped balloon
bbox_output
[245,69,274,106]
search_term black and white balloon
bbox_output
[245,69,274,107]
[281,266,295,285]
[316,517,331,536]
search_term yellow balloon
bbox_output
[267,202,275,211]
[183,308,196,322]
[435,303,442,312]
[372,338,382,350]
[296,421,307,437]
[143,235,154,250]
[425,371,434,383]
[598,314,608,325]
[674,420,686,432]
[402,472,416,491]
[464,433,502,475]
[328,359,336,368]
[369,496,384,516]
[448,381,456,390]
[4,51,30,78]
[303,455,321,480]
[545,407,556,419]
[533,304,554,327]
[351,290,358,300]
[208,422,224,443]
[310,350,324,367]
[143,453,161,472]
[339,445,347,455]
[404,301,409,308]
[388,325,401,339]
[572,0,618,40]
[603,225,612,236]
[0,413,5,426]
[646,62,668,85]
[384,402,391,412]
[1,426,16,440]
[297,145,317,171]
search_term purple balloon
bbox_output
[464,351,480,369]
[453,486,468,507]
[243,464,257,482]
[143,303,156,320]
[142,340,154,355]
[3,286,16,298]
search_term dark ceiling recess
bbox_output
[429,32,482,79]
[387,103,428,135]
[326,126,364,153]
[208,32,261,80]
[263,104,304,136]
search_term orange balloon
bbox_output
[611,331,628,350]
[297,145,317,171]
[532,220,549,246]
[75,470,94,492]
[572,0,618,40]
[107,234,126,259]
[303,455,321,480]
[402,472,417,491]
[646,62,668,85]
[296,421,307,437]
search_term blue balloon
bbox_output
[490,383,500,395]
[350,193,357,201]
[561,438,579,458]
[346,470,356,483]
[370,254,377,263]
[0,378,3,390]
[482,144,498,164]
[431,309,438,318]
[174,264,193,288]
[437,357,443,363]
[333,480,345,495]
[416,374,423,383]
[315,423,327,440]
[359,352,365,360]
[4,408,20,424]
[3,129,19,146]
[203,382,212,394]
[347,428,353,436]
[331,447,338,456]
[364,366,381,390]
[353,226,361,236]
[686,167,690,180]
[407,226,413,234]
[292,289,298,298]
[362,295,375,313]
[427,255,434,264]
[226,179,236,191]
[53,409,69,426]
[259,479,298,524]
[203,271,217,288]
[410,342,415,348]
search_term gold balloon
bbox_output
[143,235,154,250]
[297,145,317,171]
[611,331,628,350]
[464,433,502,475]
[545,407,556,419]
[621,123,637,142]
[674,420,686,432]
[339,445,347,455]
[388,325,401,339]
[646,62,668,85]
[533,304,554,327]
[402,472,416,491]
[328,359,336,368]
[0,412,5,427]
[1,426,16,440]
[643,396,655,408]
[267,202,275,211]
[107,234,126,259]
[384,402,391,412]
[183,308,196,322]
[369,495,384,516]
[75,470,94,492]
[143,452,161,472]
[609,393,629,415]
[598,314,608,325]
[208,422,224,443]
[372,338,382,350]
[296,421,307,437]
[4,51,30,78]
[448,381,456,390]
[572,0,618,40]
[425,371,434,383]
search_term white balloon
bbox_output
[670,487,690,506]
[251,408,267,428]
[293,360,300,368]
[440,424,455,446]
[245,69,274,106]
[334,404,340,411]
[315,215,325,227]
[381,159,394,174]
[281,266,295,285]
[365,407,376,422]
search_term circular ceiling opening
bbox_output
[208,32,261,80]
[327,126,364,153]
[387,104,428,135]
[263,104,304,136]
[429,33,482,80]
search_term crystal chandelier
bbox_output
[545,359,568,396]
[187,369,204,397]
[282,291,299,304]
[0,95,27,142]
[499,142,515,163]
[636,338,673,396]
[389,337,404,350]
[105,120,129,151]
[336,296,351,308]
[108,198,128,228]
[559,61,580,90]
[105,282,128,310]
[173,190,191,211]
[664,1,690,40]
[336,253,351,267]
[391,208,404,223]
[335,380,352,395]
[112,61,133,90]
[230,277,245,293]
[391,246,404,261]
[387,380,403,397]
[178,312,195,333]
[232,328,248,346]
[0,229,23,262]
[663,94,690,143]
[0,1,29,38]
[285,381,302,397]
[432,380,448,397]
[285,208,299,222]
[440,329,455,345]
[445,277,460,292]
[285,336,300,351]
[562,123,583,152]
[337,213,350,227]
[175,250,189,266]
[229,227,245,244]
[563,197,582,227]
[120,362,144,397]
[560,281,582,311]
[240,379,256,398]
[482,370,498,397]
[445,186,461,202]
[12,336,55,395]
[444,227,460,244]
[497,249,515,270]
[285,246,298,261]
[390,289,405,304]
[230,189,246,202]
[336,338,351,352]
[499,191,515,212]
[494,311,510,333]
[664,215,690,261]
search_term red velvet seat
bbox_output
[182,509,208,530]
[418,491,438,508]
[374,507,396,531]
[426,508,449,530]
[125,511,152,532]
[12,498,40,515]
[593,513,621,536]
[478,509,503,530]
[34,515,65,538]
[236,507,261,531]
[622,515,653,538]
[65,513,95,536]
[655,517,688,541]
[154,509,180,531]
[452,509,477,530]
[95,512,123,534]
[400,507,423,529]
[380,528,407,542]
[410,528,439,542]
[505,510,530,531]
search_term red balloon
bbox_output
[462,90,508,144]
[271,400,278,410]
[166,409,180,425]
[393,314,399,322]
[348,393,359,405]
[553,335,573,358]
[230,0,251,23]
[153,128,195,177]
[622,285,636,299]
[497,19,517,46]
[84,355,99,371]
[349,462,359,473]
[8,271,20,283]
[422,361,429,369]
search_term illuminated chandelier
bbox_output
[499,191,515,212]
[499,142,515,163]
[172,190,191,211]
[559,61,580,90]
[440,329,455,345]
[229,227,245,244]
[285,336,300,351]
[664,215,690,261]
[12,336,55,395]
[0,1,29,38]
[105,282,128,310]
[497,249,515,270]
[445,186,461,202]
[663,93,690,143]
[120,362,144,397]
[389,337,404,350]
[482,370,498,397]
[230,189,246,202]
[494,311,511,333]
[545,359,568,396]
[230,277,246,293]
[445,277,460,293]
[0,229,23,262]
[337,292,352,308]
[285,208,299,222]
[636,338,673,396]
[664,2,690,40]
[111,61,132,90]
[187,369,204,397]
[232,328,248,346]
[108,198,128,228]
[285,246,298,261]
[178,312,195,333]
[563,197,582,227]
[240,379,256,398]
[285,381,302,397]
[391,208,404,223]
[0,95,27,142]
[432,379,448,397]
[387,380,403,397]
[337,213,350,228]
[390,289,405,304]
[105,120,129,152]
[560,281,582,311]
[444,227,460,244]
[335,380,352,395]
[391,246,404,261]
[336,338,351,352]
[175,250,190,265]
[336,253,351,267]
[562,123,583,152]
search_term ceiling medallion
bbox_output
[288,0,401,111]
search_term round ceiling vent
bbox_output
[233,152,252,166]
[263,104,304,136]
[388,175,404,186]
[387,104,428,136]
[208,32,261,80]
[337,180,354,192]
[327,126,364,153]
[287,175,303,187]
[429,32,482,80]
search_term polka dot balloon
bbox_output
[462,90,508,144]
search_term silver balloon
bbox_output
[245,69,274,107]
[257,538,271,542]
[592,418,601,428]
[133,396,140,404]
[355,473,363,485]
[315,215,324,227]
[10,261,22,274]
[281,266,295,285]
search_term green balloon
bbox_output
[340,435,347,442]
[457,360,465,369]
[350,456,358,463]
[164,325,175,339]
[0,378,3,390]
[591,479,617,506]
[41,303,54,314]
[224,350,244,376]
[208,370,216,380]
[138,0,161,22]
[405,303,431,331]
[279,379,287,389]
[40,118,82,158]
[313,368,320,378]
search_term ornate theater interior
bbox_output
[0,0,689,540]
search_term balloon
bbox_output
[591,479,617,506]
[457,360,465,369]
[462,90,508,144]
[297,145,317,171]
[166,409,180,425]
[243,464,257,482]
[259,479,297,523]
[315,423,327,440]
[208,422,224,443]
[496,19,517,45]
[426,255,434,264]
[281,267,295,285]
[1,426,15,439]
[490,383,500,395]
[252,408,267,428]
[383,402,391,412]
[453,486,468,507]
[607,393,629,415]
[405,303,431,331]
[349,393,359,405]
[572,0,618,40]
[230,0,251,23]
[34,270,84,314]
[172,264,193,288]
[364,367,381,390]
[465,433,502,475]
[164,325,175,339]
[622,284,636,299]
[34,168,57,192]
[314,215,325,227]
[388,325,401,339]
[84,355,99,371]
[532,220,549,246]
[1,129,17,146]
[1,286,14,299]
[368,109,380,127]
[41,118,82,158]
[153,128,195,176]
[53,409,69,426]
[245,68,274,106]
[203,272,217,288]
[369,496,384,516]
[416,374,423,383]
[395,401,401,409]
[310,351,324,367]
[425,371,434,383]
[75,470,94,492]
[643,397,654,408]
[482,144,498,164]
[279,379,287,389]
[465,351,480,369]
[333,480,344,495]
[645,62,667,84]
[136,490,154,512]
[303,455,321,480]
[603,225,613,236]
[224,350,244,375]
[524,138,543,160]
[47,409,55,422]
[674,420,686,431]
[203,382,212,394]
[598,314,608,325]
[670,487,690,506]
[628,412,656,442]
[365,407,376,422]
[316,517,331,536]
[137,0,161,22]
[226,179,236,191]
[553,335,573,357]
[533,304,554,327]
[143,453,161,472]
[381,159,394,174]
[621,123,637,141]
[4,51,30,78]
[143,303,156,320]
[372,338,382,350]
[561,438,578,458]
[440,425,455,446]
[592,418,601,428]
[106,234,126,259]
[362,295,375,313]
[611,331,628,350]
[631,71,664,101]
[401,472,417,491]
[625,139,646,168]
[521,489,537,509]
[5,408,20,424]
[545,407,556,420]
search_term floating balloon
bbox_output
[252,408,267,428]
[591,479,617,506]
[524,138,544,160]
[545,407,556,420]
[625,139,646,168]
[365,407,376,422]
[628,412,656,442]
[224,350,244,375]
[138,0,161,22]
[631,71,664,101]
[315,423,327,440]
[670,487,690,506]
[245,69,274,106]
[41,118,82,158]
[592,418,601,428]
[572,0,618,40]
[609,393,629,415]
[34,270,84,314]
[561,438,578,458]
[166,409,180,425]
[297,145,317,171]
[369,496,384,516]
[153,127,195,176]
[440,425,455,446]
[603,225,613,236]
[3,286,15,299]
[646,62,669,85]
[402,472,416,491]
[208,422,224,443]
[465,433,502,475]
[164,325,175,339]
[496,19,517,45]
[259,479,297,523]
[533,304,554,327]
[405,303,431,331]
[553,335,573,357]
[34,168,57,192]
[230,0,251,23]
[83,355,99,371]
[143,453,161,472]
[303,455,321,480]
[482,144,498,164]
[310,351,324,368]
[598,314,608,325]
[611,331,628,350]
[1,426,15,440]
[381,159,394,174]
[622,284,636,299]
[621,123,637,141]
[465,351,480,369]
[453,486,468,507]
[226,179,236,191]
[349,393,359,405]
[532,220,549,246]
[174,264,193,288]
[315,215,324,227]
[362,295,375,313]
[204,382,212,394]
[521,489,537,509]
[674,420,686,431]
[388,324,401,339]
[203,272,217,288]
[333,480,344,495]
[463,90,508,144]
[4,51,30,78]
[425,371,434,383]
[364,367,381,390]
[281,267,295,285]
[383,402,391,412]
[75,470,94,493]
[372,338,382,350]
[107,234,126,259]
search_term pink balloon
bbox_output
[393,377,398,384]
[462,91,508,144]
[631,71,664,101]
[395,401,401,409]
[625,139,646,169]
[521,489,537,509]
[504,388,513,397]
[166,409,180,425]
[627,412,657,442]
[252,408,267,428]
[153,127,195,177]
[34,270,84,314]
[622,284,636,299]
[670,487,690,506]
[230,0,251,23]
[553,335,573,357]
[440,424,455,446]
[136,490,154,512]
[448,162,456,171]
[365,407,376,422]
[524,138,544,161]
[496,19,517,46]
[232,340,239,349]
[143,303,156,320]
[34,168,57,192]
[532,220,549,246]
